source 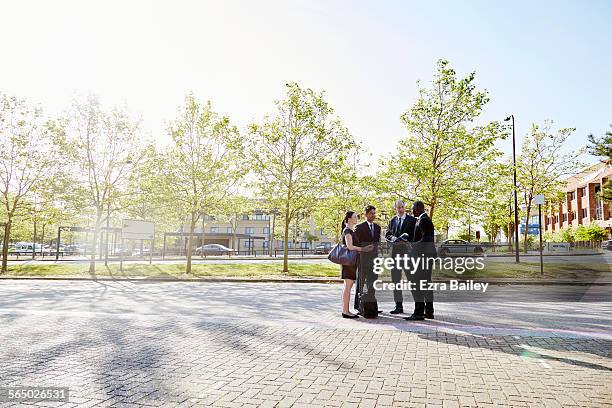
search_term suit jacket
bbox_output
[355,221,381,253]
[413,213,436,256]
[385,214,417,243]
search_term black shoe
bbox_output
[390,308,404,314]
[342,313,359,319]
[378,310,383,314]
[425,313,434,319]
[404,314,425,321]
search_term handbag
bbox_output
[327,231,358,265]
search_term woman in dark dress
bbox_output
[341,211,373,318]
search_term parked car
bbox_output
[8,242,42,255]
[115,248,133,257]
[195,244,234,256]
[438,239,484,257]
[602,240,612,251]
[314,244,331,254]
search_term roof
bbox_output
[562,161,612,191]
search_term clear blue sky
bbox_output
[1,0,610,164]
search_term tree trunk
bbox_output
[40,224,46,256]
[32,219,37,259]
[186,211,196,275]
[523,205,531,253]
[282,204,290,273]
[1,220,11,274]
[89,208,103,274]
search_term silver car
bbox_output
[438,239,484,257]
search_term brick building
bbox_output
[543,162,612,237]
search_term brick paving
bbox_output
[0,281,611,407]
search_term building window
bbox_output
[210,227,218,233]
[242,215,249,220]
[263,227,270,234]
[563,213,567,222]
[300,242,309,249]
[568,191,575,200]
[595,185,603,220]
[579,187,586,197]
[243,241,253,248]
[581,208,587,219]
[244,227,254,235]
[226,227,233,233]
[262,241,268,249]
[288,242,293,249]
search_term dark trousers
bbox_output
[390,247,410,304]
[410,254,434,316]
[354,254,377,309]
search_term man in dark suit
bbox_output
[385,199,416,314]
[405,200,436,321]
[354,205,381,313]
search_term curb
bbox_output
[1,276,610,285]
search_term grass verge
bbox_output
[0,259,609,280]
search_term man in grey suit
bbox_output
[384,200,416,314]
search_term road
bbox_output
[0,280,611,407]
[6,251,612,266]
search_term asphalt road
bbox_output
[6,251,612,266]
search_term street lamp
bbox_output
[505,115,520,263]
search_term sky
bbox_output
[1,0,611,167]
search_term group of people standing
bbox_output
[340,200,436,320]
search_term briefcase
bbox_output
[358,293,378,318]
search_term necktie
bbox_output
[370,223,374,240]
[396,217,402,235]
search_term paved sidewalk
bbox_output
[0,281,611,407]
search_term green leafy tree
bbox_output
[477,162,514,244]
[516,121,583,252]
[378,60,506,231]
[151,94,243,274]
[217,195,257,251]
[575,223,607,242]
[0,94,56,272]
[311,154,372,243]
[118,145,182,255]
[52,96,145,273]
[588,125,612,203]
[247,82,356,272]
[558,226,575,243]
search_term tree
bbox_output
[311,154,371,243]
[378,60,506,230]
[121,145,183,256]
[217,195,257,251]
[516,121,583,252]
[0,93,56,273]
[558,226,575,243]
[575,223,607,242]
[247,82,357,272]
[476,162,514,244]
[588,125,612,203]
[151,94,242,274]
[52,96,145,273]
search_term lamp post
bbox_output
[505,115,520,263]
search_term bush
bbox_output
[558,226,575,243]
[575,223,607,242]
